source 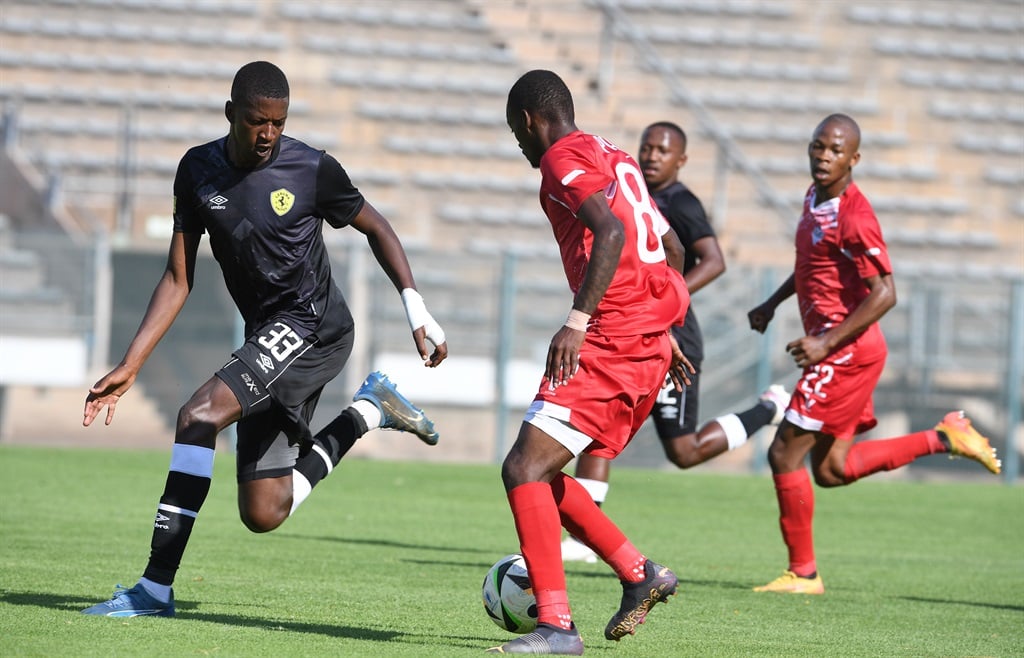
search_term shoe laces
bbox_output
[105,584,135,607]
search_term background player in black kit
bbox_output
[563,121,790,563]
[81,61,448,617]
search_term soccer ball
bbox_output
[482,553,538,633]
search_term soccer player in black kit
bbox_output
[82,61,448,617]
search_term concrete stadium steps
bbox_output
[577,0,1023,271]
[0,220,84,335]
[5,0,1018,270]
[1,382,172,447]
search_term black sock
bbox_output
[143,470,210,586]
[736,400,775,435]
[293,408,366,489]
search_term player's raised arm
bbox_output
[349,200,448,367]
[84,231,200,427]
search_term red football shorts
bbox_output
[526,331,672,459]
[785,346,886,440]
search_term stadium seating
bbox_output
[3,0,1018,272]
[0,0,1020,452]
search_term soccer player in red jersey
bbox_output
[488,70,690,655]
[747,114,1001,595]
[562,121,791,564]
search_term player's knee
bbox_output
[666,450,700,470]
[500,448,554,490]
[811,465,846,488]
[766,438,788,471]
[175,400,217,436]
[239,505,287,533]
[500,453,528,490]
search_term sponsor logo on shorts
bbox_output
[256,353,275,373]
[209,194,228,210]
[241,372,261,396]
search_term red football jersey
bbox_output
[538,131,688,336]
[794,181,892,359]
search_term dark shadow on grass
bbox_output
[676,577,756,591]
[897,595,1024,613]
[1,590,451,643]
[563,568,754,592]
[279,533,492,554]
[397,560,754,594]
[401,558,506,570]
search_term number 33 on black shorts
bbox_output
[216,320,350,418]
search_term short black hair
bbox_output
[815,113,860,144]
[231,61,289,107]
[644,121,687,151]
[507,69,574,124]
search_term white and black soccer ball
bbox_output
[481,553,538,634]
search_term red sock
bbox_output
[551,474,646,582]
[508,483,571,629]
[773,469,816,577]
[843,430,944,482]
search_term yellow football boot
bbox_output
[935,411,1001,474]
[754,570,825,595]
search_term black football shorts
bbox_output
[216,319,353,481]
[651,364,701,440]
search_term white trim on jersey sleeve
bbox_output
[547,194,572,212]
[560,169,586,186]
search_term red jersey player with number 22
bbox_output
[748,113,1001,596]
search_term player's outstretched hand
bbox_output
[748,302,776,334]
[413,326,448,367]
[667,333,694,391]
[83,365,137,427]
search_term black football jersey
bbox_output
[652,181,716,363]
[173,135,363,343]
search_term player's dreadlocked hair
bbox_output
[645,121,687,152]
[507,70,574,125]
[231,61,289,107]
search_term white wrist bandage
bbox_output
[564,308,591,332]
[401,288,446,347]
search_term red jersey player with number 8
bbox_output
[489,70,691,655]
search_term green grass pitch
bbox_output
[1,445,1020,657]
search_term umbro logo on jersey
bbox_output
[209,195,229,210]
